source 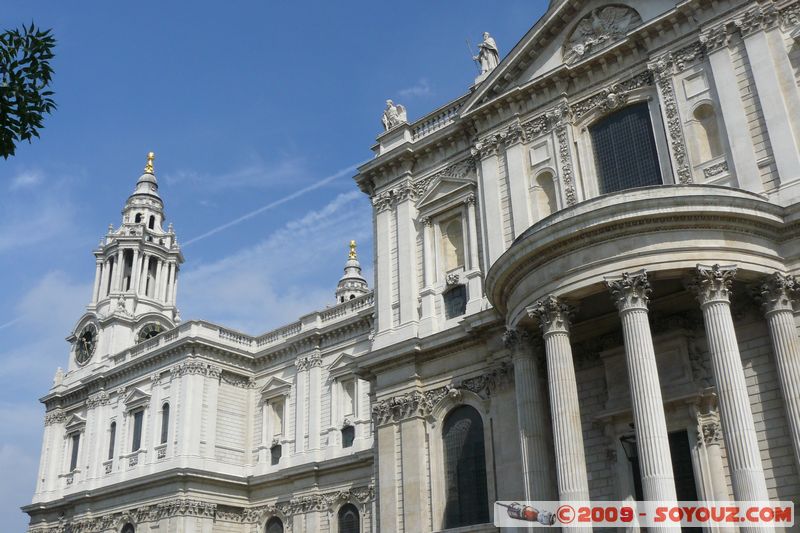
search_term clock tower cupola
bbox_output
[69,153,184,370]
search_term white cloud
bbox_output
[399,78,432,99]
[0,174,78,254]
[9,170,43,191]
[180,190,373,334]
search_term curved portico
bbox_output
[488,185,800,530]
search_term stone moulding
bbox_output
[371,363,513,425]
[29,486,375,532]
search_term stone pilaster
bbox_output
[691,265,771,512]
[606,271,678,515]
[474,138,505,266]
[503,328,555,500]
[527,296,591,509]
[758,272,800,471]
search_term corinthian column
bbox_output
[606,271,678,514]
[527,296,591,507]
[691,265,771,508]
[503,328,554,500]
[758,272,800,471]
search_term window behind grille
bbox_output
[338,503,360,533]
[266,517,284,533]
[590,102,662,194]
[444,285,467,319]
[443,405,489,528]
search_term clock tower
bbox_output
[68,153,184,371]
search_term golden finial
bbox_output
[349,240,357,260]
[144,151,155,174]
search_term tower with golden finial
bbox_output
[336,240,369,303]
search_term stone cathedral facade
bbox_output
[24,0,800,532]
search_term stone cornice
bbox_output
[485,186,791,319]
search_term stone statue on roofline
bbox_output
[474,32,499,75]
[381,99,408,131]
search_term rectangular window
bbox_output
[160,404,170,444]
[590,102,662,195]
[131,410,144,452]
[271,399,284,436]
[69,433,80,471]
[108,422,116,460]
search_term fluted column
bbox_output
[129,249,141,294]
[691,265,771,510]
[112,249,123,292]
[503,328,554,500]
[758,272,800,471]
[606,271,678,514]
[528,296,591,509]
[91,260,103,304]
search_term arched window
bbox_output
[134,213,142,224]
[108,421,116,460]
[442,405,489,528]
[693,103,723,162]
[160,403,170,444]
[533,171,558,218]
[265,517,284,533]
[440,217,465,272]
[338,503,360,533]
[590,102,662,195]
[121,524,135,533]
[148,215,155,230]
[342,425,355,448]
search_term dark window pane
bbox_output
[590,102,662,195]
[161,404,170,444]
[444,285,467,319]
[265,517,284,533]
[338,503,360,533]
[108,422,116,460]
[342,426,355,448]
[271,444,282,465]
[121,524,135,533]
[70,434,80,471]
[443,405,489,528]
[669,430,698,501]
[132,410,143,452]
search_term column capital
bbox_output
[606,269,651,312]
[691,264,737,306]
[527,295,573,336]
[696,409,723,447]
[757,272,799,315]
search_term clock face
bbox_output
[137,322,164,343]
[75,324,98,365]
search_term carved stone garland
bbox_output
[371,363,513,425]
[648,52,693,184]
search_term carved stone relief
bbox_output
[563,5,643,65]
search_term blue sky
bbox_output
[0,1,546,529]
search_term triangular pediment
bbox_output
[260,376,292,399]
[329,353,357,379]
[65,414,86,430]
[416,157,477,212]
[460,1,673,116]
[123,388,151,409]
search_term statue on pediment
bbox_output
[381,99,408,131]
[563,5,642,65]
[474,32,500,75]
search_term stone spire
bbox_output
[335,240,369,303]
